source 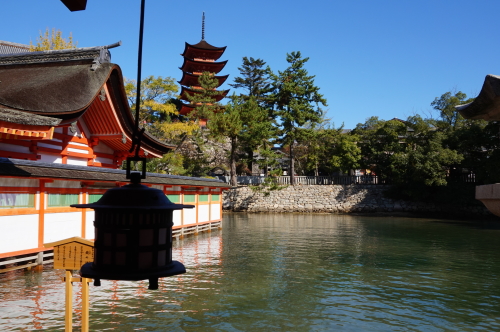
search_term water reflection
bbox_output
[1,214,500,331]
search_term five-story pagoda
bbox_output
[178,13,229,126]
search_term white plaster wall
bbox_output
[0,214,38,254]
[0,178,39,187]
[198,205,210,223]
[70,142,88,147]
[210,203,221,221]
[67,147,89,155]
[67,157,87,166]
[39,154,62,164]
[183,207,197,226]
[173,210,182,227]
[78,119,91,138]
[85,211,95,239]
[93,141,114,154]
[0,142,30,153]
[54,127,63,133]
[44,212,82,243]
[94,156,113,164]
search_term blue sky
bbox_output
[1,0,499,129]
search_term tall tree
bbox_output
[29,28,77,51]
[125,76,197,144]
[209,96,273,186]
[270,51,327,185]
[230,57,275,173]
[229,57,272,104]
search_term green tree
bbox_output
[209,96,273,186]
[229,57,272,104]
[186,71,224,121]
[29,28,77,51]
[230,57,276,173]
[392,115,463,187]
[431,91,475,130]
[145,151,188,175]
[352,117,407,181]
[125,76,197,144]
[327,131,361,175]
[270,51,327,185]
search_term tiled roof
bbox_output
[0,158,230,188]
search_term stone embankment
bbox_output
[223,185,492,218]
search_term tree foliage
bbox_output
[229,57,272,105]
[270,51,327,184]
[186,71,224,120]
[29,28,77,51]
[125,76,197,144]
[431,91,475,130]
[208,96,273,186]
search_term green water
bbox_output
[2,213,500,331]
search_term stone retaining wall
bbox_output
[223,185,492,218]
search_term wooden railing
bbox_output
[0,251,54,273]
[217,174,477,186]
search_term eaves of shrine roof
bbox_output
[0,42,122,115]
[0,42,175,153]
[456,74,500,120]
[0,107,61,126]
[0,157,230,188]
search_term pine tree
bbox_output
[209,96,273,186]
[270,51,327,185]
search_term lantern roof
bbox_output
[455,74,500,120]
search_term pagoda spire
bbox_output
[202,12,205,41]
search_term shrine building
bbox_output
[0,42,229,261]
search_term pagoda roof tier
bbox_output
[178,103,225,117]
[0,44,175,157]
[178,71,229,88]
[178,103,196,116]
[179,58,227,75]
[456,74,500,120]
[181,40,226,61]
[180,87,229,102]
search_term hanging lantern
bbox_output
[71,171,193,290]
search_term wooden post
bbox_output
[65,270,73,332]
[44,237,94,332]
[81,278,90,332]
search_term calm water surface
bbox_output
[2,213,500,331]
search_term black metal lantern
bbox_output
[71,172,193,290]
